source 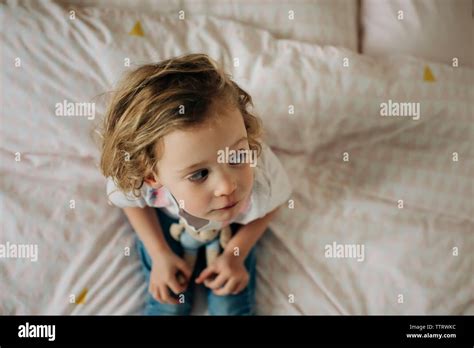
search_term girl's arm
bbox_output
[123,206,171,258]
[223,207,279,261]
[123,206,191,304]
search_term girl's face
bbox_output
[152,102,255,222]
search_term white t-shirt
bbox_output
[106,142,292,232]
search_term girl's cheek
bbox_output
[185,189,210,213]
[171,184,193,208]
[243,166,254,189]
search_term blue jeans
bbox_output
[136,208,257,315]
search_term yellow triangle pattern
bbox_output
[76,288,88,304]
[129,21,144,37]
[423,66,436,82]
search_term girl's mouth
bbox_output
[215,201,239,211]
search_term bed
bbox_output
[1,0,473,315]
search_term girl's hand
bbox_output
[195,252,249,296]
[149,249,192,304]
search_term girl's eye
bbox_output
[188,169,208,182]
[230,150,247,166]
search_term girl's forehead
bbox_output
[158,111,247,169]
[183,105,243,135]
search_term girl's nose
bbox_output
[214,171,237,197]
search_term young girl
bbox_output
[99,54,291,315]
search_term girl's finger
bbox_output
[231,281,244,295]
[204,273,228,290]
[168,276,186,295]
[177,260,192,280]
[195,265,216,284]
[160,284,178,305]
[150,285,162,303]
[214,278,237,296]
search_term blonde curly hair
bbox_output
[99,53,262,198]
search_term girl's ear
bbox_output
[144,172,162,189]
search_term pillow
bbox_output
[56,0,359,50]
[361,0,474,67]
